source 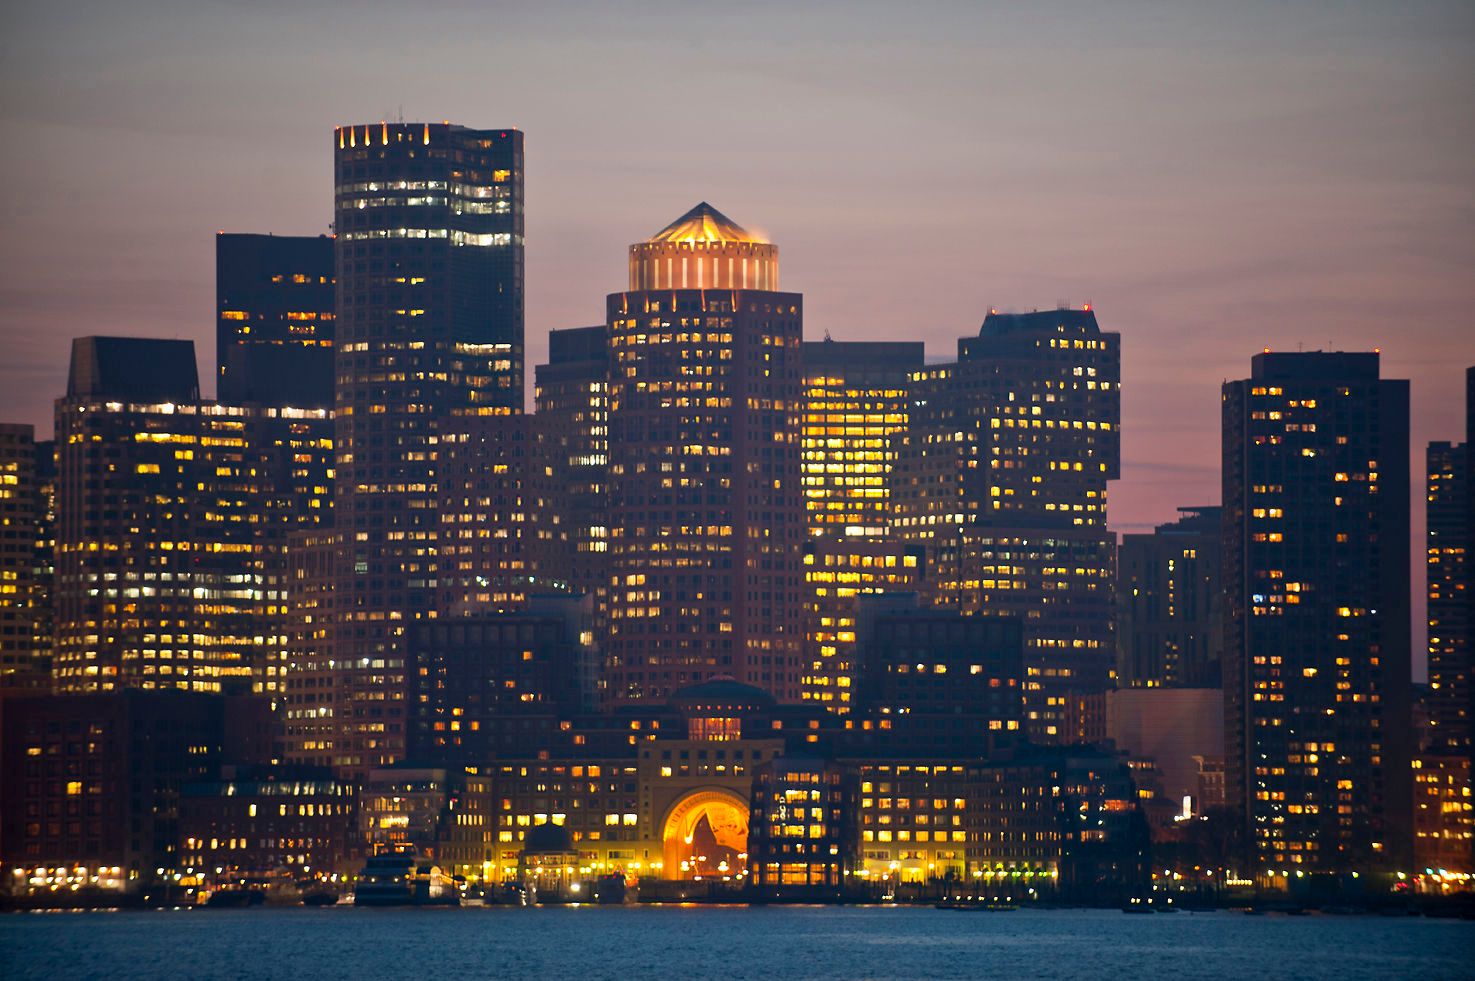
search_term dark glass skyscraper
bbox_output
[310,122,524,776]
[216,233,335,407]
[1222,351,1411,873]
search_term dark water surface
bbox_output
[2,905,1471,980]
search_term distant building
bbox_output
[405,594,600,764]
[893,308,1120,744]
[0,424,43,688]
[215,233,335,408]
[848,596,1025,757]
[1222,351,1412,874]
[748,756,857,892]
[1106,688,1224,826]
[1117,506,1223,688]
[800,339,923,540]
[323,122,524,777]
[0,691,272,895]
[533,325,611,601]
[358,766,494,880]
[1426,440,1469,755]
[53,337,332,695]
[604,204,806,703]
[801,538,924,712]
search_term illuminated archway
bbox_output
[661,789,749,879]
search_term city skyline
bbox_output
[1,0,1473,906]
[2,3,1470,555]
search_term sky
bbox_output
[1,1,1471,673]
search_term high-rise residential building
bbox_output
[0,424,41,688]
[1116,506,1223,688]
[318,122,524,776]
[533,325,611,599]
[216,233,335,408]
[53,337,332,696]
[30,439,55,684]
[604,203,805,703]
[1222,351,1411,874]
[892,308,1121,743]
[1426,440,1469,755]
[800,339,922,539]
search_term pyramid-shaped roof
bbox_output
[647,202,764,244]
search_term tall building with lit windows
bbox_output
[801,339,922,539]
[1426,440,1469,755]
[0,424,42,688]
[216,233,335,408]
[604,203,806,703]
[320,122,524,776]
[1222,351,1411,874]
[533,325,611,599]
[891,308,1120,743]
[54,337,332,696]
[1116,506,1223,688]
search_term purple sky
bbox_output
[2,1,1471,675]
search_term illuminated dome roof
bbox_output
[647,202,764,245]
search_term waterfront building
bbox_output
[604,203,806,703]
[1116,506,1223,688]
[0,691,272,895]
[1222,351,1412,873]
[179,765,357,881]
[216,232,335,408]
[748,756,857,891]
[892,308,1120,743]
[322,122,524,776]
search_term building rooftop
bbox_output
[66,337,200,402]
[647,202,763,245]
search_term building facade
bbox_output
[53,338,332,696]
[604,204,806,703]
[1222,351,1412,874]
[0,424,41,688]
[324,122,524,776]
[893,308,1121,743]
[216,232,335,408]
[1117,506,1223,688]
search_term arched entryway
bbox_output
[661,788,749,879]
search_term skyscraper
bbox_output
[1116,506,1223,688]
[604,203,805,703]
[893,308,1121,743]
[800,339,922,539]
[53,338,332,695]
[1222,351,1411,873]
[316,122,524,775]
[1426,440,1469,755]
[533,325,611,600]
[216,233,335,408]
[0,424,41,688]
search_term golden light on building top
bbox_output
[628,202,779,291]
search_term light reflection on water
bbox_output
[1,905,1471,981]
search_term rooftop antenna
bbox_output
[398,105,404,124]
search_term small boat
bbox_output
[302,891,339,907]
[353,852,460,907]
[206,888,266,909]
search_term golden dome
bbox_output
[647,202,764,245]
